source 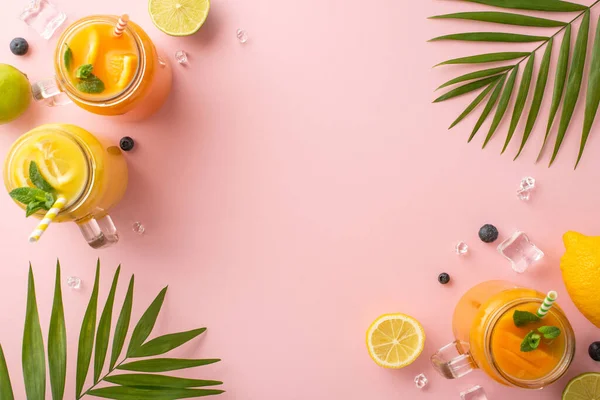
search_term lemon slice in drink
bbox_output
[149,0,210,36]
[33,140,79,190]
[366,313,425,369]
[107,53,138,90]
[562,373,600,399]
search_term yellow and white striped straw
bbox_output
[29,196,67,243]
[114,14,129,37]
[536,291,558,318]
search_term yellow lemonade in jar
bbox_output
[4,124,128,248]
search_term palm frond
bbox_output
[431,0,600,167]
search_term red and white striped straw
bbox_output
[114,14,130,37]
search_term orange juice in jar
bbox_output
[432,281,575,389]
[31,15,172,120]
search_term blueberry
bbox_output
[479,224,499,243]
[589,342,600,361]
[10,38,29,56]
[119,136,135,151]
[438,273,450,285]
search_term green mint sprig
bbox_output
[64,44,73,71]
[74,63,105,94]
[9,162,57,217]
[520,331,542,352]
[514,310,562,352]
[513,310,541,327]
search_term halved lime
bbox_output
[149,0,210,36]
[563,373,600,400]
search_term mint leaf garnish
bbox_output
[76,75,105,94]
[513,310,541,327]
[75,64,94,79]
[64,44,73,71]
[538,326,561,340]
[29,161,55,192]
[26,202,45,217]
[9,187,50,205]
[520,331,541,352]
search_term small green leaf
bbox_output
[539,25,571,162]
[103,374,222,388]
[94,266,121,383]
[118,358,220,372]
[430,32,548,43]
[126,287,168,357]
[430,12,567,27]
[0,345,15,400]
[469,76,505,142]
[516,38,553,160]
[577,14,600,168]
[437,66,512,90]
[521,331,541,352]
[9,187,48,206]
[75,64,94,79]
[449,83,496,129]
[130,328,207,358]
[48,261,66,400]
[538,326,561,339]
[28,162,55,193]
[434,76,501,103]
[110,275,134,370]
[436,52,530,66]
[76,261,100,398]
[483,66,519,148]
[23,265,46,400]
[76,75,105,94]
[513,310,540,327]
[87,386,224,399]
[44,192,56,210]
[462,0,587,12]
[63,44,73,71]
[502,54,534,153]
[550,10,590,166]
[25,202,45,218]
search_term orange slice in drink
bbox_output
[83,28,100,65]
[107,53,138,90]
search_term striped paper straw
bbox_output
[28,196,67,243]
[114,14,130,37]
[536,291,558,318]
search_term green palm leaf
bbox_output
[430,12,566,27]
[430,32,548,42]
[469,76,506,141]
[550,10,590,166]
[23,265,45,400]
[130,328,207,358]
[483,66,519,147]
[516,39,553,159]
[76,262,100,398]
[449,83,497,129]
[577,14,600,167]
[94,266,121,383]
[118,359,220,373]
[126,287,168,356]
[87,386,224,399]
[462,0,586,12]
[437,66,512,90]
[110,275,134,370]
[104,374,222,388]
[48,261,66,400]
[434,76,501,102]
[502,54,535,153]
[436,52,530,66]
[0,345,14,400]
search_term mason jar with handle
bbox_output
[4,124,128,248]
[31,15,172,120]
[431,281,575,389]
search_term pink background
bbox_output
[1,0,600,398]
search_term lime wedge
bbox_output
[149,0,210,36]
[563,373,600,400]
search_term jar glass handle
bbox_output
[31,78,72,106]
[431,341,477,379]
[77,214,119,249]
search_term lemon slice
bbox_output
[83,28,100,65]
[107,53,138,90]
[149,0,210,36]
[562,373,600,400]
[366,313,425,369]
[33,140,76,189]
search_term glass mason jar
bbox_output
[31,15,172,120]
[4,124,128,249]
[431,281,575,389]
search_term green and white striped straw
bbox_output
[536,291,558,318]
